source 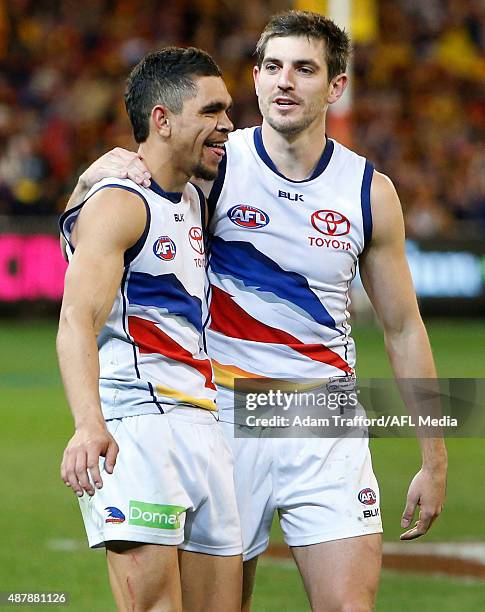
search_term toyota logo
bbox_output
[188,226,205,254]
[311,210,350,236]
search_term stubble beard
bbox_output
[192,161,219,181]
[262,97,323,137]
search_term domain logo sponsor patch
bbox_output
[128,501,186,530]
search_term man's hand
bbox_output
[60,423,119,497]
[400,464,447,540]
[79,147,151,192]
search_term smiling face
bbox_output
[169,75,233,180]
[254,35,336,136]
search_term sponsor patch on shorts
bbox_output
[128,501,186,530]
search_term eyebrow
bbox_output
[200,100,233,113]
[263,57,321,69]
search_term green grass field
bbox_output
[1,319,484,610]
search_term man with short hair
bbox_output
[68,11,447,612]
[57,47,242,611]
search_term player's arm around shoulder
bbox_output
[58,188,147,498]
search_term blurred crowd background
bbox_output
[0,0,484,239]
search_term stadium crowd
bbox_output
[0,0,483,238]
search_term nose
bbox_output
[218,111,234,134]
[277,67,294,91]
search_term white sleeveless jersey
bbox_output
[60,177,216,419]
[206,127,373,389]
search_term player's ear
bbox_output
[328,73,348,105]
[253,65,260,96]
[152,105,171,137]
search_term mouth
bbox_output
[273,97,299,109]
[204,140,226,162]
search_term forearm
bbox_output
[384,319,447,466]
[57,311,105,430]
[384,318,435,378]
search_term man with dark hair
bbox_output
[68,10,447,611]
[255,10,350,82]
[58,47,242,611]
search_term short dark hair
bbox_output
[125,47,222,143]
[256,10,351,82]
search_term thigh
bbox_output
[178,549,242,612]
[291,534,382,612]
[241,557,259,612]
[106,541,182,612]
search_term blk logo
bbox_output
[278,190,304,202]
[227,205,270,229]
[174,213,185,222]
[153,236,176,260]
[188,226,204,254]
[311,210,350,236]
[358,488,377,506]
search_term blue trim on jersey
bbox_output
[361,161,374,248]
[121,269,141,379]
[253,127,334,183]
[192,183,206,229]
[127,272,203,334]
[210,236,340,331]
[148,382,164,413]
[207,153,226,220]
[149,178,182,203]
[59,202,83,252]
[60,183,151,263]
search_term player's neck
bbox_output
[261,119,328,181]
[138,144,189,194]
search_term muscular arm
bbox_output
[57,189,147,496]
[359,171,447,540]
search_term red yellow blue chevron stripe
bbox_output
[210,286,352,374]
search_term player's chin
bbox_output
[192,160,219,181]
[269,115,303,136]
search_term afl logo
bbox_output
[153,236,176,261]
[228,205,270,229]
[189,226,205,255]
[358,488,377,506]
[311,210,350,236]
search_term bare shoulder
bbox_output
[369,170,405,245]
[73,187,147,250]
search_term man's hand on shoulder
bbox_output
[64,148,152,221]
[78,147,152,192]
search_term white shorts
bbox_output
[218,391,382,560]
[79,409,242,556]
